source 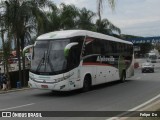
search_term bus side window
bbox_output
[100,40,108,55]
[101,40,105,55]
[70,46,80,67]
[93,39,101,54]
[84,37,94,56]
[68,36,84,68]
[106,41,112,55]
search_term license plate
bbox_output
[41,85,48,88]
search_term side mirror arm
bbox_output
[64,42,78,58]
[23,45,34,56]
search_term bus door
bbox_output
[67,43,82,89]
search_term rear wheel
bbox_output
[82,76,91,92]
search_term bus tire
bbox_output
[82,75,91,92]
[120,70,126,82]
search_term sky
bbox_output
[53,0,160,37]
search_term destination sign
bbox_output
[127,36,160,44]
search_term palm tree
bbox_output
[97,0,115,20]
[59,3,79,29]
[1,0,54,87]
[0,10,12,89]
[2,0,30,86]
[95,18,121,35]
[46,3,61,32]
[77,8,96,30]
[0,13,6,72]
[96,0,121,36]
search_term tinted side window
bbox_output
[101,40,115,55]
[84,37,101,56]
[68,36,84,69]
[84,37,94,56]
[93,39,101,54]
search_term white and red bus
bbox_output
[24,30,134,91]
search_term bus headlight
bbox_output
[54,78,65,83]
[54,74,72,83]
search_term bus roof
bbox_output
[37,30,132,45]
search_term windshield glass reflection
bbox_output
[31,40,70,75]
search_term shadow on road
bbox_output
[32,80,133,97]
[91,80,131,91]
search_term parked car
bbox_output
[141,62,154,73]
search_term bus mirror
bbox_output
[23,45,34,56]
[64,42,78,58]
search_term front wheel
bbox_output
[82,76,91,92]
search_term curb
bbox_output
[0,87,31,94]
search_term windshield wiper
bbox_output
[47,56,55,73]
[36,52,46,72]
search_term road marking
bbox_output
[0,103,35,111]
[135,77,141,80]
[106,93,160,120]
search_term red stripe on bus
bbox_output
[82,62,112,66]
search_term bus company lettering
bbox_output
[97,56,115,62]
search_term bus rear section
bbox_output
[81,36,134,85]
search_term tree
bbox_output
[59,3,79,29]
[0,13,6,72]
[1,0,53,87]
[95,18,121,35]
[97,0,115,20]
[77,8,96,30]
[0,11,12,89]
[46,3,61,32]
[2,0,30,86]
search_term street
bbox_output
[0,61,160,120]
[1,0,160,119]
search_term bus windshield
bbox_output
[31,39,70,75]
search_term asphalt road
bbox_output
[1,63,160,120]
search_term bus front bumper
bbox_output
[28,79,70,91]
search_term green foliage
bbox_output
[97,0,115,20]
[3,41,11,61]
[59,3,79,29]
[77,8,96,30]
[95,19,121,35]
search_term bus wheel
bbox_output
[82,75,91,92]
[120,71,126,82]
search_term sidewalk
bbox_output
[0,87,31,94]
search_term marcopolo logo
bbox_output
[97,56,115,62]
